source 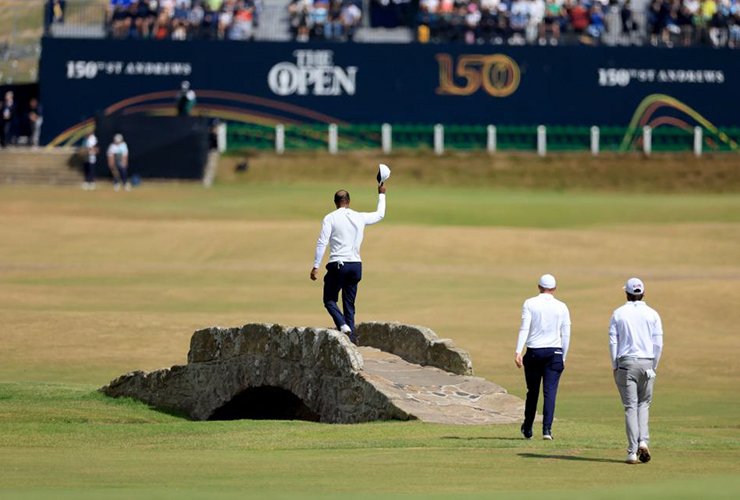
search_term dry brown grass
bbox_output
[1,185,738,406]
[1,183,739,498]
[220,151,740,193]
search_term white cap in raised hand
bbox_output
[377,163,391,186]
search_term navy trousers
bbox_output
[323,261,362,340]
[523,347,564,431]
[115,165,128,185]
[84,162,96,183]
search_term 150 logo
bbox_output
[436,54,520,97]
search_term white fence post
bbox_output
[434,124,444,155]
[694,126,703,157]
[328,123,338,154]
[381,123,392,154]
[590,126,600,156]
[217,122,227,153]
[643,126,652,155]
[537,125,546,157]
[275,124,285,154]
[487,125,497,154]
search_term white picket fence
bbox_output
[267,123,707,157]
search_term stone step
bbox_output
[0,148,82,185]
[0,174,81,185]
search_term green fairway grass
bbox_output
[1,176,739,499]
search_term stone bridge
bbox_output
[101,322,525,425]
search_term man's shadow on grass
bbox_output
[442,436,523,442]
[518,453,624,464]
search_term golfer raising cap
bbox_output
[311,171,388,342]
[609,278,663,464]
[515,274,571,440]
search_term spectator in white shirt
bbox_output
[82,131,99,190]
[341,2,362,41]
[420,0,440,13]
[311,185,387,342]
[480,0,500,11]
[510,0,530,39]
[609,277,663,464]
[107,133,131,191]
[528,0,546,43]
[515,274,571,440]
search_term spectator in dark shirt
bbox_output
[326,0,344,39]
[133,1,157,38]
[109,0,134,38]
[676,1,695,45]
[621,0,639,39]
[1,91,16,148]
[176,81,197,116]
[28,99,44,147]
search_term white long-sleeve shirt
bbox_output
[516,293,572,360]
[313,194,386,269]
[609,301,663,370]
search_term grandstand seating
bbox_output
[41,0,740,48]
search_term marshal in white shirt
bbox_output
[314,194,386,269]
[516,293,572,360]
[609,301,663,370]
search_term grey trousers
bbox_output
[614,358,655,454]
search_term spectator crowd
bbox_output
[42,0,740,47]
[413,0,740,46]
[414,0,634,44]
[107,0,263,40]
[104,0,364,42]
[288,0,363,42]
[647,0,740,47]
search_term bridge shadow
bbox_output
[518,453,624,464]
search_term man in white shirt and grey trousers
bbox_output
[515,274,571,440]
[311,185,386,342]
[609,277,663,464]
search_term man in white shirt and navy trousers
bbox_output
[311,185,386,342]
[515,274,571,440]
[609,277,663,464]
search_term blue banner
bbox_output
[40,37,740,147]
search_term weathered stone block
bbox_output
[355,322,473,375]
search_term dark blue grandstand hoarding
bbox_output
[39,37,739,147]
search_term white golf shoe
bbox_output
[626,453,638,464]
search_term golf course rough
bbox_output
[100,322,524,424]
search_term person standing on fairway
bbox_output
[107,133,130,191]
[609,278,663,464]
[311,185,386,342]
[515,274,571,440]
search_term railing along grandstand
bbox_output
[226,123,740,155]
